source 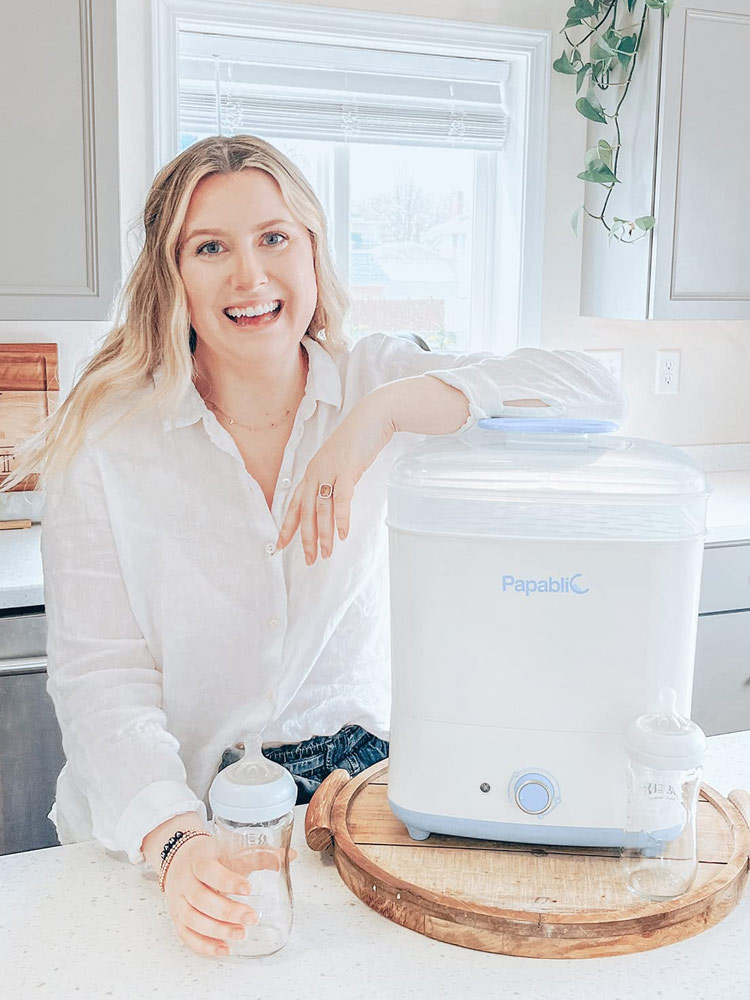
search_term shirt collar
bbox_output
[159,334,343,433]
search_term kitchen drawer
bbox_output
[0,609,47,659]
[699,543,750,614]
[692,609,750,737]
[0,664,64,854]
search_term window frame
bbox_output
[153,0,551,351]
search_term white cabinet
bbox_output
[580,0,750,320]
[0,0,120,321]
[692,542,750,736]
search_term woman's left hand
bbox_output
[275,396,395,565]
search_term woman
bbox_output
[3,135,626,958]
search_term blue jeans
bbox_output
[217,725,389,805]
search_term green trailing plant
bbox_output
[554,0,672,243]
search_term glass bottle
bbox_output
[622,686,707,901]
[208,733,297,957]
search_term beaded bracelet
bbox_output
[158,828,210,893]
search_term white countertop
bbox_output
[703,471,750,544]
[0,522,42,609]
[1,469,749,610]
[1,731,748,999]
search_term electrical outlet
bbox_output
[583,349,623,383]
[655,350,680,395]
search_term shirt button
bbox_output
[267,617,280,628]
[280,477,292,488]
[265,542,276,555]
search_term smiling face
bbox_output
[177,168,318,363]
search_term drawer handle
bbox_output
[0,656,47,676]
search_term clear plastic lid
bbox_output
[209,734,297,824]
[623,687,707,771]
[388,417,709,503]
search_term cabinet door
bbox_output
[0,0,120,320]
[0,664,65,855]
[692,611,750,736]
[651,0,750,318]
[699,543,750,614]
[580,0,750,320]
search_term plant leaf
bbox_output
[565,5,584,26]
[575,0,599,17]
[576,95,607,124]
[598,138,614,170]
[577,161,619,185]
[603,27,623,48]
[576,63,591,93]
[645,0,666,8]
[591,60,611,85]
[591,36,617,61]
[635,215,656,230]
[627,0,638,10]
[584,145,601,168]
[553,50,578,74]
[572,205,584,236]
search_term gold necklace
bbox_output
[205,396,297,432]
[203,353,308,433]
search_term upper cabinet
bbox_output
[0,0,120,321]
[580,0,750,320]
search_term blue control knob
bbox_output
[513,772,556,815]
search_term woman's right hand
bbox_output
[162,833,257,958]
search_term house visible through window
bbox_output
[165,4,547,352]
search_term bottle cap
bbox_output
[623,686,706,771]
[209,733,297,823]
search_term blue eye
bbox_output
[196,240,223,256]
[263,232,288,246]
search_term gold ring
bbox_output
[318,483,333,499]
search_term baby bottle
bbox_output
[209,733,298,957]
[622,686,707,901]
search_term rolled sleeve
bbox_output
[41,441,204,864]
[359,334,629,429]
[116,781,207,865]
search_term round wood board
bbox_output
[305,762,750,959]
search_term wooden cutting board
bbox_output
[305,761,750,958]
[0,343,59,492]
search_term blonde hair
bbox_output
[1,135,350,492]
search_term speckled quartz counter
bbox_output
[0,523,42,609]
[1,732,748,1000]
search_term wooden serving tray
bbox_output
[305,761,750,958]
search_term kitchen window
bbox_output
[155,1,550,353]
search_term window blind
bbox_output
[178,32,509,150]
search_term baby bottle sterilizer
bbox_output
[385,417,710,848]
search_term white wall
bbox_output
[2,0,748,445]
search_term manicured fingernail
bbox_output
[321,548,330,559]
[305,553,313,565]
[243,910,257,925]
[230,927,245,940]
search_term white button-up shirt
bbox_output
[41,333,627,862]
